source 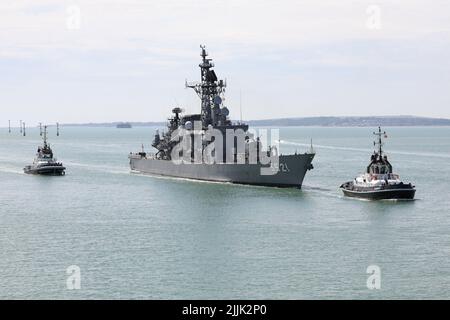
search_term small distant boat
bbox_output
[340,127,415,200]
[24,126,66,176]
[116,122,132,128]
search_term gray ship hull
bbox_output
[129,153,314,188]
[24,165,66,176]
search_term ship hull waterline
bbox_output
[341,187,416,200]
[130,154,314,188]
[24,166,66,176]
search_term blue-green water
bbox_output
[0,126,449,299]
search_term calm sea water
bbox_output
[0,126,449,299]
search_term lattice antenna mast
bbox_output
[185,45,226,128]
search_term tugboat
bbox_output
[340,127,415,200]
[24,125,66,176]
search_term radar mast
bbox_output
[186,45,227,128]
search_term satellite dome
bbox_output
[185,121,193,130]
[213,96,222,105]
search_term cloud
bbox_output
[1,0,450,122]
[2,0,449,55]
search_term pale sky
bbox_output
[1,0,450,124]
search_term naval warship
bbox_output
[340,127,415,200]
[129,46,314,188]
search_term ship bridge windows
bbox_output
[379,166,388,174]
[369,164,389,174]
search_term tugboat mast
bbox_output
[42,125,48,148]
[373,126,386,157]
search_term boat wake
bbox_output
[302,185,333,192]
[302,185,342,198]
[131,170,248,187]
[280,140,450,159]
[0,164,23,175]
[64,161,129,175]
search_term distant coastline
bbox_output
[248,116,450,127]
[62,116,450,127]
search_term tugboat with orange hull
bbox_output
[340,127,415,200]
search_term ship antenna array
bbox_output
[373,126,386,156]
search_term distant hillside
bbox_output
[63,116,450,127]
[247,116,450,127]
[64,121,165,127]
